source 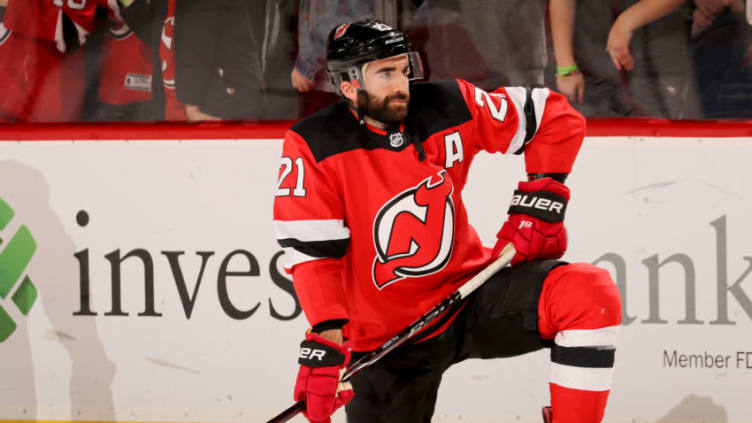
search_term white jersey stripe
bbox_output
[530,87,550,139]
[274,219,350,242]
[554,325,621,348]
[0,25,9,46]
[504,87,528,154]
[503,87,550,155]
[550,362,614,392]
[281,247,320,270]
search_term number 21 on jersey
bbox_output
[276,156,307,197]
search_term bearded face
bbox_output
[356,89,410,125]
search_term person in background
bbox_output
[0,0,94,121]
[116,0,187,121]
[457,0,549,89]
[175,0,298,121]
[400,0,547,91]
[690,0,752,118]
[84,1,158,121]
[4,0,98,53]
[549,0,702,119]
[292,0,397,116]
[691,0,746,33]
[397,0,490,88]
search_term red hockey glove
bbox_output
[493,178,569,266]
[294,332,354,423]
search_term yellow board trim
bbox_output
[0,420,196,423]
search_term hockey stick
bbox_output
[266,243,516,423]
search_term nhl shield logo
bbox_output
[389,132,404,148]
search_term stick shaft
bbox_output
[343,242,515,381]
[266,401,305,423]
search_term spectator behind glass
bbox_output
[292,0,396,116]
[691,0,752,118]
[0,0,92,122]
[549,0,702,119]
[116,0,187,121]
[455,0,548,88]
[83,1,158,121]
[398,0,490,88]
[175,0,298,121]
[399,0,547,90]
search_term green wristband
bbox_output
[556,64,579,76]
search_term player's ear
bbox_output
[340,81,358,103]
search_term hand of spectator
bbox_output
[292,68,315,93]
[556,71,585,105]
[692,0,729,32]
[185,104,222,121]
[727,0,743,13]
[606,17,635,71]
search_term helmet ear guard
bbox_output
[348,67,361,81]
[327,67,363,96]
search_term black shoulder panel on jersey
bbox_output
[291,80,473,163]
[407,80,473,143]
[290,102,365,163]
[513,87,537,155]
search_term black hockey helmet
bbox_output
[326,19,424,95]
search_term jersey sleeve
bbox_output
[521,90,586,174]
[290,258,349,327]
[273,129,350,326]
[455,79,585,174]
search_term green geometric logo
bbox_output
[0,197,38,342]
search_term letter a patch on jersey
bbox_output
[372,170,455,289]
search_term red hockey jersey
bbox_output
[96,0,153,106]
[98,21,154,106]
[0,22,84,122]
[273,79,584,351]
[4,0,98,52]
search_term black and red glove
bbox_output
[493,177,569,265]
[294,332,354,423]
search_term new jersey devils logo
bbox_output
[372,170,455,289]
[333,24,350,39]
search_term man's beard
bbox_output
[357,90,410,125]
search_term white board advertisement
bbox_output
[0,136,750,423]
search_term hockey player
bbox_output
[273,19,622,423]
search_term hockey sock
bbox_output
[537,263,622,423]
